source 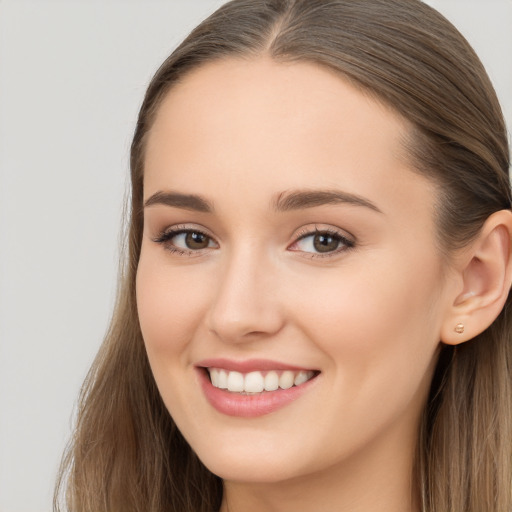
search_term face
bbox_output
[136,58,454,485]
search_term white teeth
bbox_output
[227,371,244,392]
[294,371,309,386]
[208,368,315,393]
[218,369,228,389]
[264,371,279,391]
[279,371,295,389]
[210,368,219,387]
[244,371,265,393]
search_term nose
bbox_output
[205,248,285,343]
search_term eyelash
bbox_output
[152,225,355,258]
[152,225,215,256]
[291,227,355,258]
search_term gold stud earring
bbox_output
[454,323,465,334]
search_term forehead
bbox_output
[146,57,407,173]
[144,57,436,230]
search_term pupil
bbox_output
[313,233,339,253]
[185,232,209,249]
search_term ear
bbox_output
[441,210,512,345]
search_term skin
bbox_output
[136,57,463,512]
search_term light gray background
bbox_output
[0,1,511,511]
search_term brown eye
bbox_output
[313,233,340,253]
[185,231,211,250]
[290,228,355,257]
[153,228,217,254]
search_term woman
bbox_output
[55,1,512,511]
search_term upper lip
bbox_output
[196,358,317,373]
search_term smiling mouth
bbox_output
[205,368,318,394]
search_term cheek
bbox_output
[136,253,208,359]
[279,257,443,465]
[135,253,213,421]
[299,257,438,328]
[288,252,443,396]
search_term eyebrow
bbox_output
[144,191,213,212]
[272,189,383,213]
[143,188,382,215]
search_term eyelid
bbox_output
[294,223,353,240]
[152,223,214,240]
[152,223,219,255]
[288,224,356,258]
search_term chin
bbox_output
[190,434,321,485]
[202,456,299,484]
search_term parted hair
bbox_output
[55,1,512,511]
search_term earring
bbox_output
[454,323,465,334]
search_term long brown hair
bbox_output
[55,1,512,511]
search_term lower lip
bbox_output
[197,369,318,418]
